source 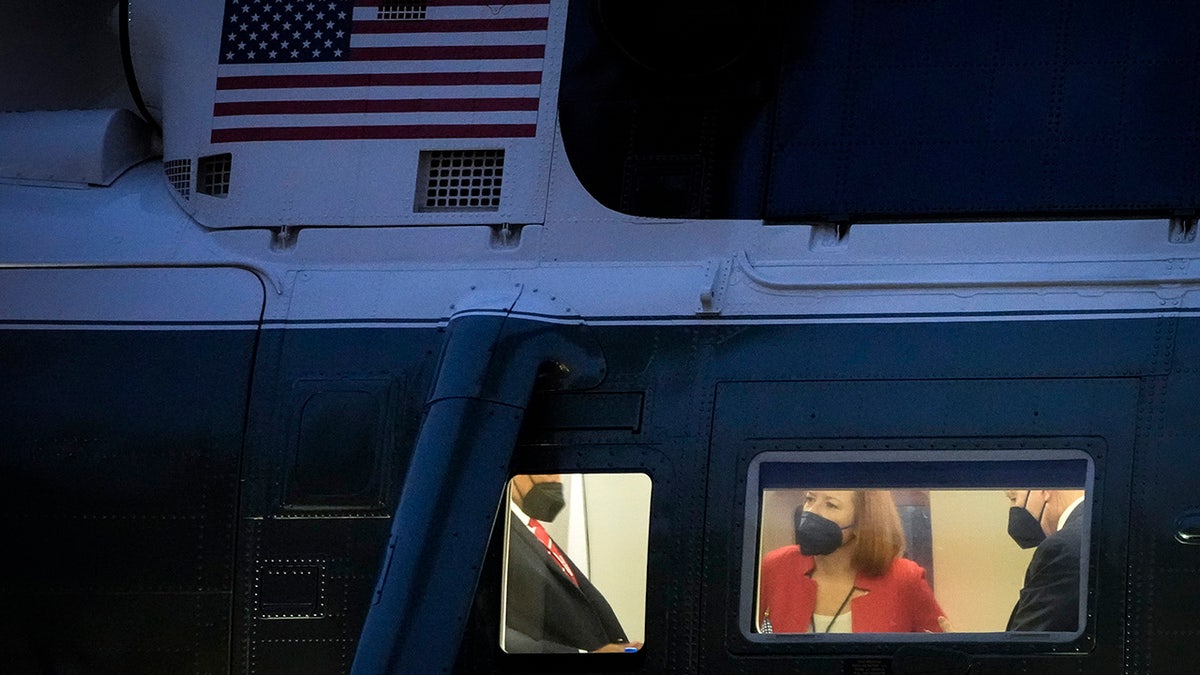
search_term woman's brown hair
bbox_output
[849,490,906,577]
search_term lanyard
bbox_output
[811,585,858,633]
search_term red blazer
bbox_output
[758,546,945,633]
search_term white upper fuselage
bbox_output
[2,0,1199,327]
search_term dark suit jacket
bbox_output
[504,517,628,653]
[1007,504,1085,631]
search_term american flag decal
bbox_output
[213,0,548,143]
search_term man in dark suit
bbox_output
[502,474,640,653]
[1005,489,1087,632]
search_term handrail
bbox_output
[737,251,1200,293]
[350,305,604,675]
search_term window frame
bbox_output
[498,471,653,655]
[740,448,1095,645]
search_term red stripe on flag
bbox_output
[349,44,545,60]
[351,17,548,33]
[212,124,538,143]
[213,97,540,116]
[216,71,543,90]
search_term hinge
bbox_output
[697,257,732,316]
[1169,217,1197,244]
[490,222,522,248]
[809,222,851,251]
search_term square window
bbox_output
[501,473,650,654]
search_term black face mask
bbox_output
[794,508,854,557]
[522,481,565,522]
[1007,491,1047,549]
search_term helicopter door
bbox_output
[0,266,264,673]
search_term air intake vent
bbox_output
[416,149,504,212]
[164,158,192,199]
[378,3,427,20]
[197,153,232,197]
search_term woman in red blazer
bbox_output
[758,489,947,633]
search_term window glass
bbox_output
[746,451,1092,640]
[290,390,381,503]
[500,473,650,654]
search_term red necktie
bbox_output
[528,518,579,587]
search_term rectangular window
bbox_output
[500,473,650,654]
[284,384,388,509]
[744,450,1092,642]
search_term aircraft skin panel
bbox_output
[1,332,257,672]
[228,323,438,675]
[0,312,1195,673]
[0,267,262,672]
[127,0,564,229]
[0,267,264,326]
[4,159,1197,327]
[451,319,1164,673]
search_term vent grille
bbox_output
[164,159,192,199]
[378,3,427,20]
[197,153,232,197]
[416,149,505,212]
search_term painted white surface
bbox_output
[1,0,1199,327]
[0,267,263,324]
[0,109,153,186]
